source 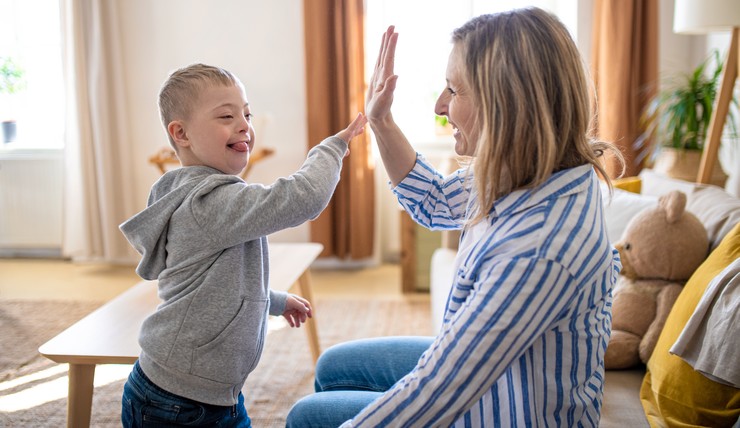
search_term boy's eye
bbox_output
[220,115,234,119]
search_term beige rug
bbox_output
[0,297,432,427]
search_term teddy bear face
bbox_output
[615,191,709,281]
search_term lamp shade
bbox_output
[674,0,740,34]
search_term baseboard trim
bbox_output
[0,248,64,259]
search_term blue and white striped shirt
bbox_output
[347,155,621,427]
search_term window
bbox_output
[0,0,65,149]
[364,0,578,148]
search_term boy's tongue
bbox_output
[230,142,248,152]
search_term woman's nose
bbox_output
[434,93,448,117]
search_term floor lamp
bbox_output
[674,0,740,184]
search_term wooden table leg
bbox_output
[67,363,96,428]
[295,271,321,364]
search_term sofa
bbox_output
[429,168,740,426]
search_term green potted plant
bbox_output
[0,56,27,143]
[639,50,738,185]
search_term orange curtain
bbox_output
[303,0,375,259]
[592,0,659,177]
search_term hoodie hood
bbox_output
[119,166,240,280]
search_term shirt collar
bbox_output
[489,164,595,219]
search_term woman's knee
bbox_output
[314,336,433,392]
[314,340,365,392]
[287,391,380,428]
[286,395,319,428]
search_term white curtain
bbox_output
[60,0,138,263]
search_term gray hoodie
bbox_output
[119,136,347,406]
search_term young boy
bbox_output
[119,63,366,427]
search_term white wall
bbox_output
[116,0,310,243]
[658,0,733,78]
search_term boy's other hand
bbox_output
[282,294,312,328]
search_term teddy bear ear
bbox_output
[658,190,687,224]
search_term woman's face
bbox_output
[435,45,478,156]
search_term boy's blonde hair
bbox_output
[158,63,242,147]
[452,8,623,223]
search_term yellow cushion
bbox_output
[613,176,642,194]
[640,222,740,427]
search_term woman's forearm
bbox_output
[369,115,417,187]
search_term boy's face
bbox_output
[171,83,255,175]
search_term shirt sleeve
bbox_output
[348,256,577,427]
[392,154,470,231]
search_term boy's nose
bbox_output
[237,117,251,133]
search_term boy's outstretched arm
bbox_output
[282,294,312,328]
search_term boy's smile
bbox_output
[229,141,250,153]
[171,83,256,175]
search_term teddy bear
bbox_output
[604,190,709,369]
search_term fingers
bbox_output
[382,29,398,77]
[374,26,395,72]
[287,294,313,318]
[292,294,310,306]
[366,26,399,121]
[336,112,367,143]
[283,309,310,328]
[371,26,398,95]
[349,112,368,135]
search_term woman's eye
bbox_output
[220,115,233,119]
[446,87,456,96]
[245,113,253,121]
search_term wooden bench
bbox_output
[39,242,323,428]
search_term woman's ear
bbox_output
[168,120,189,149]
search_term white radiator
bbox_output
[0,150,64,254]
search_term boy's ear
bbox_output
[168,120,190,149]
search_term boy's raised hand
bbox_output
[335,112,368,145]
[282,294,312,328]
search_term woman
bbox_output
[288,8,623,427]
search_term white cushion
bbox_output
[686,185,740,251]
[602,188,658,243]
[639,168,697,197]
[430,248,457,333]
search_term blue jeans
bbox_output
[121,360,251,427]
[287,336,433,428]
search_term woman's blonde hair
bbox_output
[158,63,243,147]
[452,8,622,222]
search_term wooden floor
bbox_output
[0,257,422,303]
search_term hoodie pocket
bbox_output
[191,298,268,384]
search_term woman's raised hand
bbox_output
[366,26,399,125]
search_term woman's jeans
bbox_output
[122,360,251,427]
[287,336,433,428]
